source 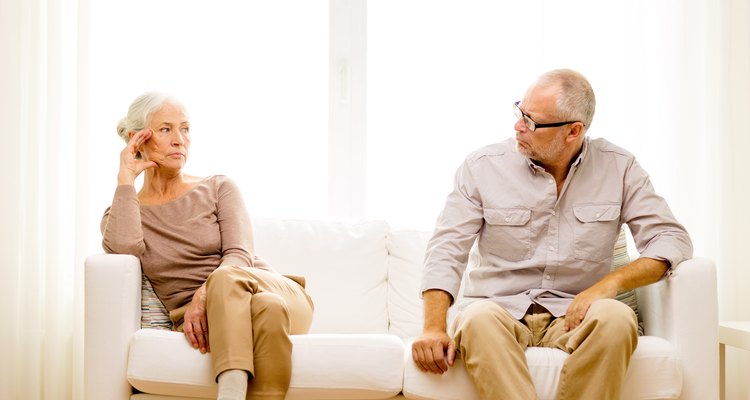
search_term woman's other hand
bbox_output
[183,283,210,354]
[118,129,157,185]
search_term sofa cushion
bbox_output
[141,274,171,330]
[128,329,405,399]
[612,226,644,334]
[401,336,681,400]
[386,229,432,339]
[252,218,391,334]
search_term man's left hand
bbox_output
[564,280,617,332]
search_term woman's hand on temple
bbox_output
[183,284,210,354]
[118,129,157,185]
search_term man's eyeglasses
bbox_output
[513,101,582,132]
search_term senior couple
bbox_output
[101,69,691,400]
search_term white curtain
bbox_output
[0,0,88,398]
[0,0,748,399]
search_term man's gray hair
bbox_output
[536,69,596,129]
[116,92,188,151]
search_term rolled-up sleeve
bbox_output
[621,158,693,270]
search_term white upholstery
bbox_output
[84,218,719,400]
[252,219,392,335]
[128,330,405,399]
[402,336,682,400]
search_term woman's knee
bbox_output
[207,265,239,288]
[206,265,257,296]
[252,292,290,321]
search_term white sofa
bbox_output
[85,218,719,400]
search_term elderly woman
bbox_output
[101,92,314,400]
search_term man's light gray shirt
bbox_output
[421,137,693,319]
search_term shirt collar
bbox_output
[524,136,590,174]
[572,137,589,168]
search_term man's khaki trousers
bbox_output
[171,265,314,400]
[452,298,638,400]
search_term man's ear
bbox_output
[565,122,585,143]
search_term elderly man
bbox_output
[411,69,692,400]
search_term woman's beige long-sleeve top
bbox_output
[101,175,273,311]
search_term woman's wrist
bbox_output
[117,171,136,186]
[193,283,207,305]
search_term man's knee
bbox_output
[455,300,518,335]
[587,299,637,334]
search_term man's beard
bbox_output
[515,134,565,165]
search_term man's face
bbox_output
[514,85,569,165]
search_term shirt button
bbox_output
[595,213,601,218]
[548,179,554,184]
[545,275,551,280]
[505,217,511,222]
[548,246,555,251]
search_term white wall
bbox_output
[719,0,750,398]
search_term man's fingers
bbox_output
[412,336,456,375]
[421,343,441,374]
[430,342,449,373]
[565,301,591,331]
[413,341,446,374]
[412,344,428,372]
[446,340,456,366]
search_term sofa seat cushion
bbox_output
[128,329,405,399]
[401,336,681,400]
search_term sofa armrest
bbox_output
[636,257,718,400]
[84,254,142,400]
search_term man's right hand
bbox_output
[411,330,456,374]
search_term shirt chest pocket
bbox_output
[572,204,621,262]
[481,208,532,262]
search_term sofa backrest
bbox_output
[385,229,432,339]
[252,218,395,335]
[252,218,433,339]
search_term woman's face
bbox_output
[140,103,190,171]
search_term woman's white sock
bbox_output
[217,369,248,400]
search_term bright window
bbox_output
[367,0,683,230]
[88,0,329,219]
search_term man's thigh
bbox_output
[450,300,532,349]
[540,298,636,352]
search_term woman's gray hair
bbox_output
[116,92,188,157]
[536,69,596,129]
